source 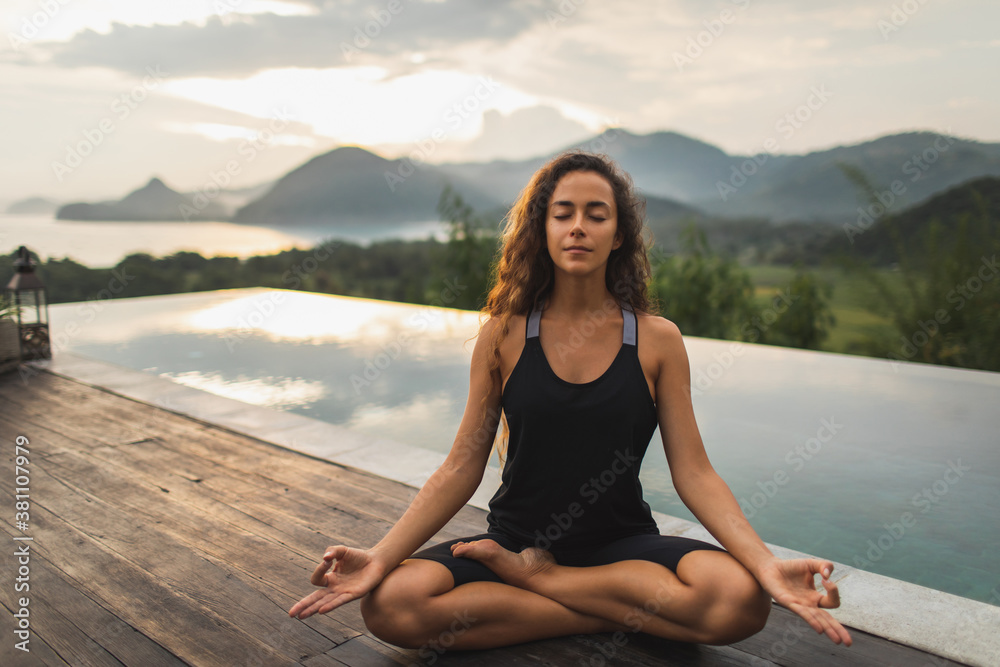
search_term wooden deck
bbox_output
[0,368,969,666]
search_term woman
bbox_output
[288,150,852,651]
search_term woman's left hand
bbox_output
[754,557,853,646]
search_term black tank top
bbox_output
[486,297,661,551]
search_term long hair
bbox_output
[475,149,659,461]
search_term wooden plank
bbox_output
[321,635,417,666]
[0,543,183,667]
[35,446,364,645]
[0,607,73,667]
[0,472,309,665]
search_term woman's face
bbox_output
[545,170,622,276]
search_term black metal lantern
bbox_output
[4,246,51,360]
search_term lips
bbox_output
[565,246,591,252]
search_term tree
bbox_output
[757,262,836,349]
[835,165,1000,371]
[650,223,756,339]
[432,184,502,311]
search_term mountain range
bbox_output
[47,129,1000,228]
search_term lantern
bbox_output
[4,246,51,360]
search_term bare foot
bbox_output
[451,539,556,589]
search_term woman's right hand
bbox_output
[288,545,387,619]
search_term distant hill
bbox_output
[434,129,735,206]
[236,139,713,230]
[820,176,1000,266]
[402,130,1000,225]
[6,197,60,215]
[57,177,228,221]
[234,145,513,226]
[698,132,1000,223]
[51,129,1000,231]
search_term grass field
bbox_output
[744,263,903,356]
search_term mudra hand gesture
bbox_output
[288,545,384,620]
[755,556,853,646]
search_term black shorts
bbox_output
[407,530,728,588]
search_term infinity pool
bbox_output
[48,288,1000,605]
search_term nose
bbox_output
[570,210,586,236]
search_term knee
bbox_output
[360,571,435,648]
[698,569,772,645]
[361,565,450,648]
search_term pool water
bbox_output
[48,288,1000,606]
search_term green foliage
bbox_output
[835,167,1000,371]
[431,183,502,310]
[0,238,444,308]
[757,263,837,349]
[650,223,756,339]
[650,225,836,350]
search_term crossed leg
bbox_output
[361,538,772,650]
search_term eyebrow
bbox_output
[551,200,611,209]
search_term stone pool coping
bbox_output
[31,351,999,667]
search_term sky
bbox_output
[2,0,998,203]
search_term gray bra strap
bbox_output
[527,299,543,338]
[622,304,636,346]
[529,299,635,345]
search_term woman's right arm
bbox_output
[289,316,503,618]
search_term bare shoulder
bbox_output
[471,313,527,369]
[636,311,684,353]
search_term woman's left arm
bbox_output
[651,318,852,646]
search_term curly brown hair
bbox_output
[474,149,659,461]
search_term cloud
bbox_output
[461,105,594,161]
[16,1,547,78]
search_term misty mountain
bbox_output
[820,175,1000,266]
[57,177,228,221]
[233,146,507,225]
[420,130,1000,224]
[698,132,1000,223]
[6,197,60,215]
